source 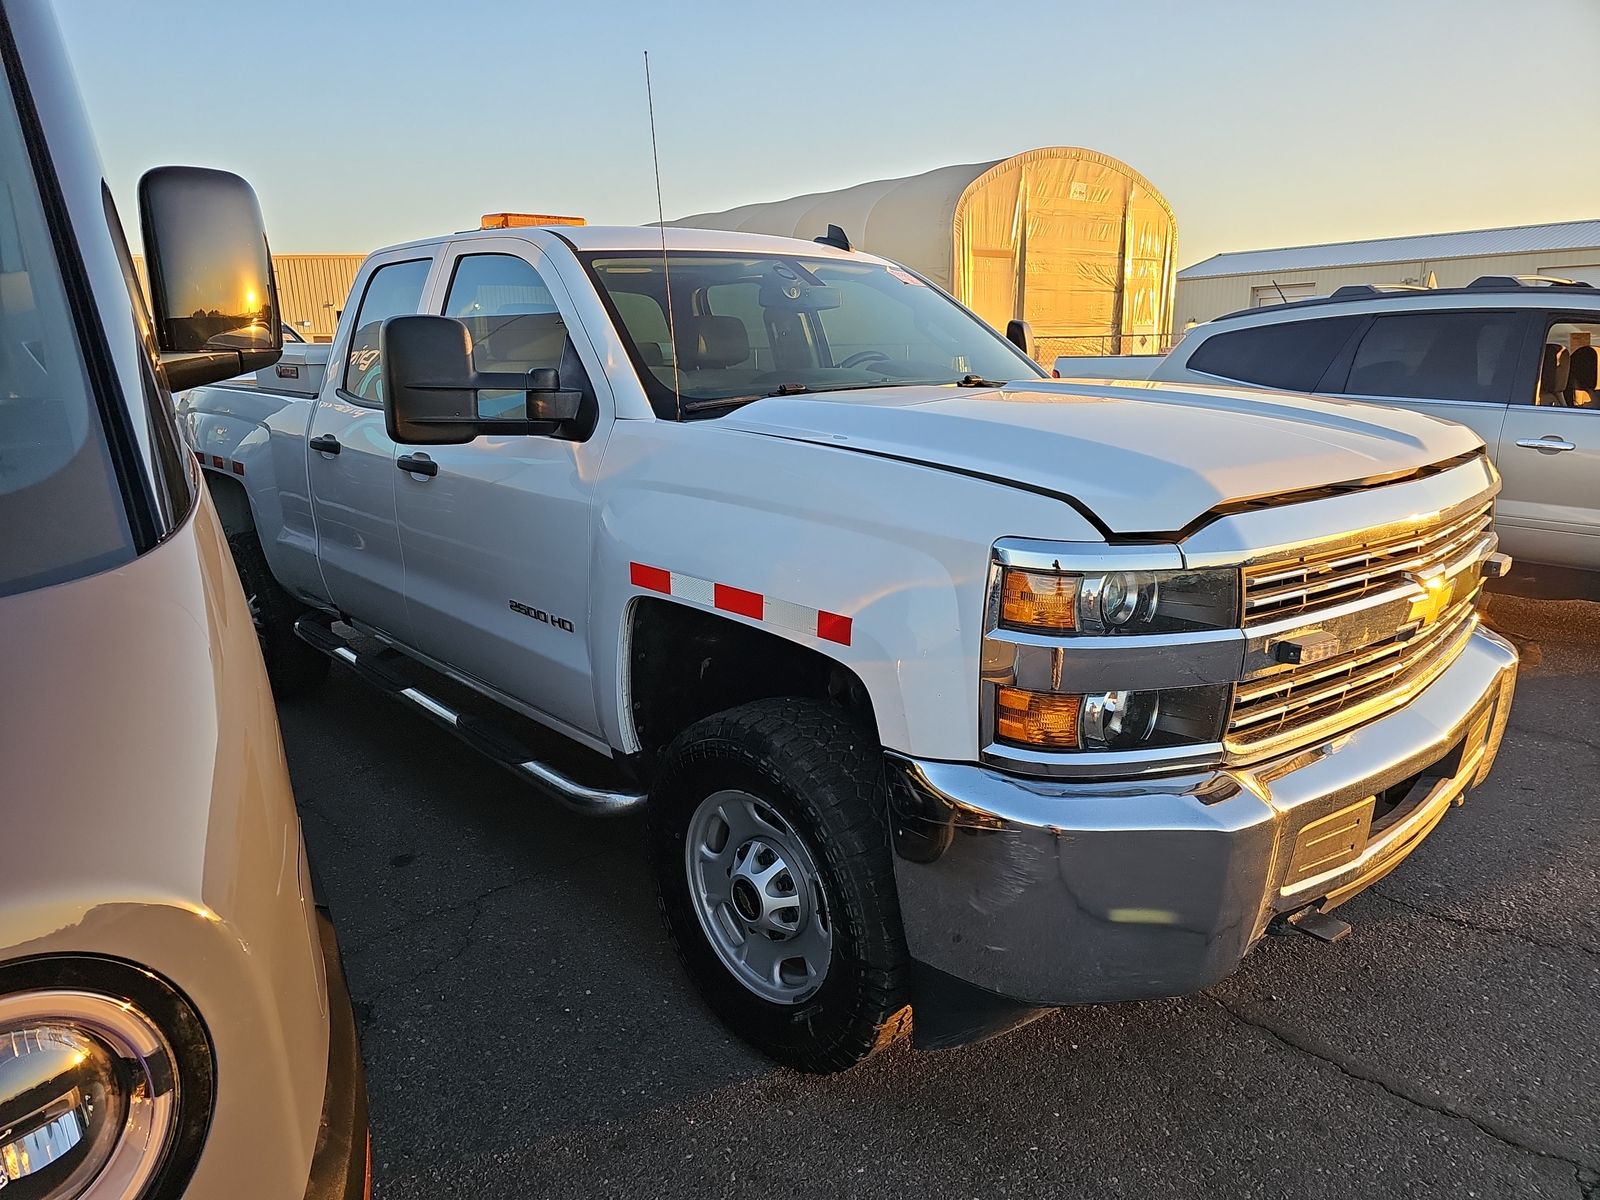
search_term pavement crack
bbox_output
[1370,887,1600,962]
[1211,996,1597,1179]
[359,878,530,949]
[356,842,626,949]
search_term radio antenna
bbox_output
[644,51,682,421]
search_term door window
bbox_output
[1344,311,1521,403]
[1185,316,1363,391]
[444,253,571,417]
[342,257,431,403]
[1536,319,1600,408]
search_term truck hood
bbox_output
[720,378,1483,534]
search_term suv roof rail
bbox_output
[1466,274,1594,290]
[1209,275,1600,324]
[1327,283,1432,300]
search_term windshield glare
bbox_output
[583,252,1042,415]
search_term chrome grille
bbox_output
[1242,499,1494,624]
[1228,494,1495,755]
[1229,599,1478,747]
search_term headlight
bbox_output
[0,966,210,1199]
[998,566,1238,634]
[994,683,1229,752]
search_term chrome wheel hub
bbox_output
[685,790,832,1005]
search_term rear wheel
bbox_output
[227,530,330,698]
[648,698,911,1072]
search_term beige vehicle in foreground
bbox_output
[0,2,368,1195]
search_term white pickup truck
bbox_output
[182,224,1519,1071]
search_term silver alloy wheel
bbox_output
[685,788,833,1005]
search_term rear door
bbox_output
[1318,308,1534,558]
[393,240,612,742]
[306,252,436,640]
[1494,314,1600,570]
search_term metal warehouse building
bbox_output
[672,147,1179,362]
[1176,218,1600,330]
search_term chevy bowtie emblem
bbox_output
[1405,570,1454,629]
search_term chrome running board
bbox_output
[294,616,646,817]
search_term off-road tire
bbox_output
[649,697,912,1072]
[227,530,330,698]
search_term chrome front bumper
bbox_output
[888,624,1518,1009]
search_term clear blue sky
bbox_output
[56,0,1600,269]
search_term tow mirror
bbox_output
[1005,319,1035,360]
[139,166,280,390]
[382,314,582,445]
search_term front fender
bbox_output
[590,422,1103,760]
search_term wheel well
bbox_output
[627,598,878,760]
[203,470,256,537]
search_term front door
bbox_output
[306,253,435,641]
[393,242,612,742]
[1495,315,1600,570]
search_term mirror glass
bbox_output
[138,166,278,354]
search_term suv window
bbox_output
[1185,316,1363,391]
[1538,319,1600,408]
[342,257,431,403]
[0,60,134,596]
[1344,311,1521,403]
[444,253,572,417]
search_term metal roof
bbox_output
[1180,218,1600,279]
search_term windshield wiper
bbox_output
[767,382,810,396]
[680,394,763,415]
[956,374,1005,388]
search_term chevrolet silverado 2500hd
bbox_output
[181,224,1519,1070]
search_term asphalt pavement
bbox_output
[284,592,1600,1200]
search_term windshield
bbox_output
[0,52,134,596]
[581,251,1044,417]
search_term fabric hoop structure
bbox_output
[671,147,1178,361]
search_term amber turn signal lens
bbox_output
[995,686,1082,749]
[1000,568,1078,630]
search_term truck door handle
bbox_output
[1514,437,1576,453]
[308,433,341,455]
[396,452,438,477]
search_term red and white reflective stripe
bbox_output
[194,449,244,476]
[630,562,852,646]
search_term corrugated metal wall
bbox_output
[272,255,365,340]
[130,252,364,341]
[1174,245,1600,332]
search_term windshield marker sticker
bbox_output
[886,267,924,287]
[630,563,852,646]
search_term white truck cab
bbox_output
[183,224,1519,1069]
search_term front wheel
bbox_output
[227,530,330,699]
[648,698,911,1072]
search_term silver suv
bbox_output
[1146,278,1599,596]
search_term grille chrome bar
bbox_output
[1230,598,1478,737]
[1242,500,1494,623]
[1228,492,1496,758]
